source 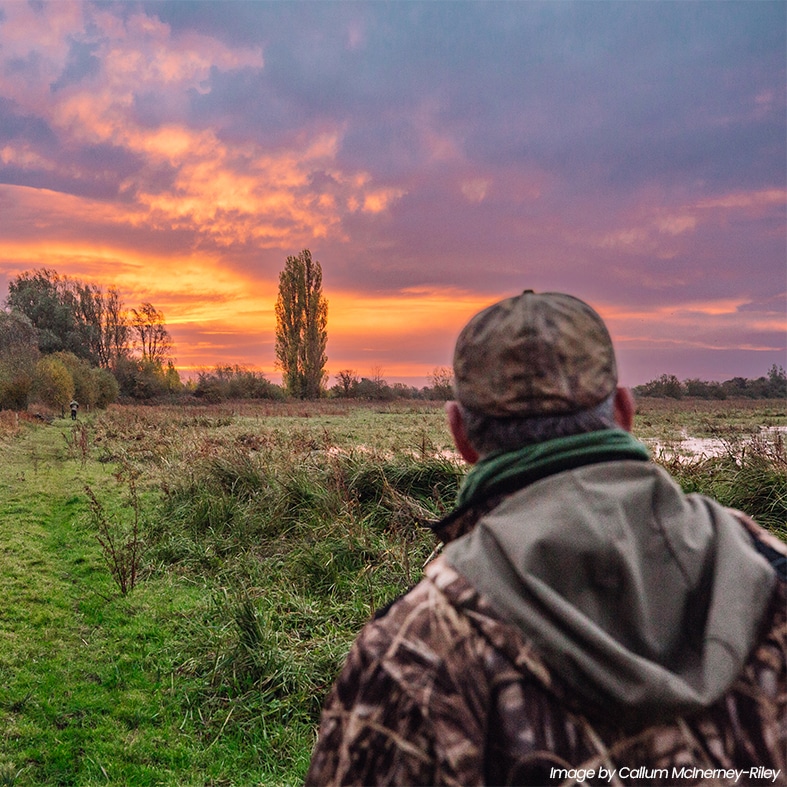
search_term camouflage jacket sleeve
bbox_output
[303,571,491,786]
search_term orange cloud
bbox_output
[598,297,752,322]
[361,187,406,213]
[0,2,410,261]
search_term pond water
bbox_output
[644,426,786,459]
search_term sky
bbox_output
[0,0,784,387]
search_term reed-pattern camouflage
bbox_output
[306,550,786,786]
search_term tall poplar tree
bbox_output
[274,249,328,399]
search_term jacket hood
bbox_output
[443,460,776,725]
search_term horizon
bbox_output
[1,1,784,388]
[181,361,782,391]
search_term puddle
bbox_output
[644,425,785,460]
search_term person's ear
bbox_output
[613,387,635,432]
[445,401,480,464]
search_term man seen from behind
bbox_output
[305,290,787,786]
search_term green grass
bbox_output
[632,396,787,440]
[0,398,784,784]
[0,404,458,785]
[0,426,225,784]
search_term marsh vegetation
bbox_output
[0,398,784,785]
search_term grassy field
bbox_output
[0,397,784,785]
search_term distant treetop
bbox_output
[633,366,786,399]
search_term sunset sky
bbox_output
[0,0,784,387]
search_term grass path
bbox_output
[0,420,161,784]
[0,420,266,786]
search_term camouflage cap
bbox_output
[453,290,618,416]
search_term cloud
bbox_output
[0,2,409,256]
[0,0,783,383]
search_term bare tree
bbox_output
[131,303,172,363]
[370,366,387,397]
[104,286,130,366]
[335,369,359,397]
[428,366,455,400]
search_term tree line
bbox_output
[0,252,445,412]
[3,256,784,412]
[632,367,787,400]
[0,268,179,412]
[0,251,333,411]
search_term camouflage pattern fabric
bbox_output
[452,291,618,417]
[305,520,787,786]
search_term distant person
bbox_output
[306,290,786,785]
[70,400,79,420]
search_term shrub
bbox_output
[113,357,180,399]
[92,366,120,408]
[31,356,74,412]
[194,365,284,402]
[0,310,39,410]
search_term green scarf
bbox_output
[457,429,651,509]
